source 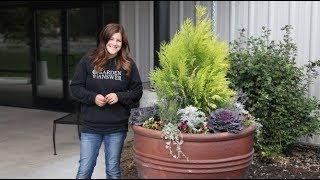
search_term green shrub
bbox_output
[228,25,320,158]
[150,6,234,115]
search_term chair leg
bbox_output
[77,124,81,140]
[53,123,57,155]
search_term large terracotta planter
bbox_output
[132,125,256,179]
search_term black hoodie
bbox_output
[70,55,143,134]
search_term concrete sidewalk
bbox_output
[0,106,134,179]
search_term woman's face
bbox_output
[106,32,122,56]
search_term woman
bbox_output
[70,23,143,179]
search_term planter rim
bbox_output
[132,124,256,142]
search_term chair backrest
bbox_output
[69,90,82,124]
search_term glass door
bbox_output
[35,9,65,109]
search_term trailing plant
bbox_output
[157,99,187,159]
[228,25,320,159]
[162,122,188,160]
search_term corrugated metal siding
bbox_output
[120,1,154,83]
[169,1,198,39]
[168,1,216,53]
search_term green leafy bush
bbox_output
[228,25,320,158]
[150,6,234,116]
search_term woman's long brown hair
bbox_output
[90,23,132,76]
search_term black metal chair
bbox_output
[53,101,81,155]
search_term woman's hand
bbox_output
[105,93,119,105]
[95,94,107,107]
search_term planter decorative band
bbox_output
[132,125,256,179]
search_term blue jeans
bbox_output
[76,131,127,179]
